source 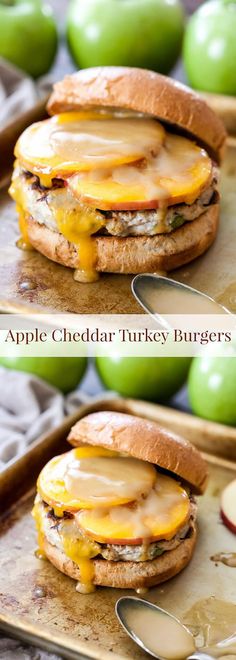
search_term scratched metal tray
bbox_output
[0,396,236,660]
[0,100,236,314]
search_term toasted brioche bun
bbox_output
[68,411,208,494]
[47,67,226,163]
[24,202,219,275]
[42,522,197,590]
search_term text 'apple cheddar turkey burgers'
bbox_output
[10,67,226,282]
[33,411,208,594]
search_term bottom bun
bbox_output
[42,523,197,590]
[25,204,219,274]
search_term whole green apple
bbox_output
[183,0,236,95]
[0,356,88,393]
[188,353,236,426]
[67,0,185,74]
[96,356,191,402]
[0,0,58,78]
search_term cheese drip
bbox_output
[50,194,105,282]
[33,497,99,594]
[9,176,33,251]
[62,533,98,594]
[32,498,46,559]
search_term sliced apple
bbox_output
[15,114,165,180]
[69,174,161,210]
[221,479,236,534]
[76,473,190,545]
[37,447,124,512]
[37,446,156,512]
[68,134,212,211]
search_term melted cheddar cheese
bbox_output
[32,498,47,560]
[9,170,104,280]
[62,537,97,594]
[33,497,99,593]
[9,178,33,251]
[51,196,105,281]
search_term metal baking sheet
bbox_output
[0,396,235,660]
[0,103,236,313]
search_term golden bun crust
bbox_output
[42,523,197,589]
[68,411,208,494]
[24,203,219,274]
[47,67,226,162]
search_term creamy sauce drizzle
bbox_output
[69,133,211,211]
[65,455,156,504]
[211,552,236,567]
[15,113,165,175]
[75,472,189,544]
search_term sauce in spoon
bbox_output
[116,598,196,660]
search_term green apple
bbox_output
[96,356,191,402]
[0,0,58,78]
[183,0,236,95]
[0,356,88,393]
[188,353,236,426]
[67,0,185,74]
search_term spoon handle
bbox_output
[187,654,216,660]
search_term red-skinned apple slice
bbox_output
[68,134,212,211]
[74,530,168,546]
[221,479,236,534]
[75,473,190,545]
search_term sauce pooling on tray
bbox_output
[211,552,236,567]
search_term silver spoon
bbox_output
[115,597,215,660]
[132,274,230,328]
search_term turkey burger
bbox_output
[10,67,226,282]
[33,411,208,593]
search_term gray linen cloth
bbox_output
[0,58,52,130]
[0,366,89,470]
[0,639,60,660]
[0,58,38,128]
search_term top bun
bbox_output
[47,66,226,163]
[68,411,208,494]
